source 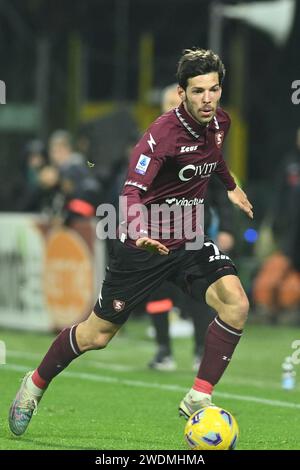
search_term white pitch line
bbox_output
[7,350,138,372]
[6,349,300,390]
[3,363,300,410]
[221,375,290,391]
[214,391,300,409]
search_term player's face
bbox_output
[178,73,222,125]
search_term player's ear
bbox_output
[177,86,185,102]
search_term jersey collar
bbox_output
[175,103,218,139]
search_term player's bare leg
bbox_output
[9,312,120,436]
[179,274,249,419]
[76,312,121,351]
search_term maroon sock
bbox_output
[196,316,243,386]
[34,325,82,386]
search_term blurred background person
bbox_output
[15,139,48,212]
[272,126,300,269]
[253,126,300,324]
[48,130,102,222]
[49,130,84,167]
[17,130,102,221]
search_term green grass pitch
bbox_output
[1,321,299,450]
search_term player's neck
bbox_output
[183,102,211,128]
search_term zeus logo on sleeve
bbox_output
[135,154,151,175]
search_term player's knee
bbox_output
[235,294,249,324]
[76,325,110,351]
[89,333,110,350]
[222,293,249,328]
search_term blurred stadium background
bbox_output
[1,0,300,450]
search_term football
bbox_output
[184,406,239,450]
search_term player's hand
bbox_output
[227,186,253,219]
[136,237,169,256]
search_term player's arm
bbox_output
[121,186,169,255]
[227,185,253,219]
[208,176,235,251]
[213,111,253,219]
[120,130,171,253]
[214,158,253,219]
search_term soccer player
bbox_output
[9,48,253,435]
[148,82,235,371]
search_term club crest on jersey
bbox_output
[113,300,125,312]
[215,131,224,148]
[135,154,151,175]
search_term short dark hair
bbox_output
[177,48,225,90]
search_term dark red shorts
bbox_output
[94,238,237,324]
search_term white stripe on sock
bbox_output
[214,317,242,337]
[69,325,79,356]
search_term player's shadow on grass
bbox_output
[9,436,98,451]
[11,436,180,450]
[6,433,185,450]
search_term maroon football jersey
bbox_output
[120,102,236,249]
